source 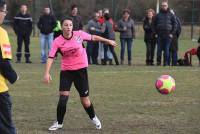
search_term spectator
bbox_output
[97,9,107,64]
[0,1,18,133]
[37,6,56,64]
[102,13,119,65]
[169,9,181,66]
[98,8,114,65]
[153,1,177,66]
[143,9,156,66]
[70,4,83,31]
[87,12,102,64]
[13,4,32,63]
[117,9,135,65]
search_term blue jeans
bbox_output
[86,41,99,64]
[169,50,178,66]
[120,38,133,61]
[157,37,172,66]
[40,33,54,63]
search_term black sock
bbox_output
[57,95,68,124]
[84,103,95,120]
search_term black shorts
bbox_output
[59,68,89,97]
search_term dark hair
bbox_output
[104,13,110,21]
[61,16,73,25]
[44,5,50,9]
[20,4,27,7]
[0,0,5,9]
[123,9,131,15]
[71,4,77,11]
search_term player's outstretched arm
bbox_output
[92,35,117,47]
[43,58,53,84]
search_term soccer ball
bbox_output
[155,75,176,95]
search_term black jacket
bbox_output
[13,13,32,35]
[143,18,156,42]
[170,16,182,51]
[153,9,177,38]
[37,14,56,35]
[70,15,83,31]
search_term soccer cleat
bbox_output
[48,121,63,131]
[91,116,102,129]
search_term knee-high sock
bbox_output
[57,95,68,124]
[84,103,95,120]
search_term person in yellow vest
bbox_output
[53,20,62,39]
[0,1,18,133]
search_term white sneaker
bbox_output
[48,121,63,131]
[91,116,102,129]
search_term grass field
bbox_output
[6,31,200,134]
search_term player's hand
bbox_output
[108,40,117,47]
[43,73,52,84]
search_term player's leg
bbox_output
[49,71,73,131]
[74,68,101,129]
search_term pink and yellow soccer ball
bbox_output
[155,75,176,95]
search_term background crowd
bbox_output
[12,1,199,66]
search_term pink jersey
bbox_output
[49,30,92,70]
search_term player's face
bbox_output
[62,20,73,34]
[0,4,7,25]
[20,5,27,14]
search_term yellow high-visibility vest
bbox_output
[0,26,12,93]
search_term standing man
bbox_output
[13,4,32,63]
[70,4,83,31]
[169,9,181,66]
[153,0,177,66]
[0,0,18,133]
[87,12,102,64]
[37,6,56,64]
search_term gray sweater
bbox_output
[102,20,115,40]
[87,19,102,35]
[118,18,135,39]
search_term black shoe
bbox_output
[109,60,113,65]
[120,60,124,65]
[26,60,32,64]
[150,63,155,66]
[128,61,132,66]
[157,62,161,66]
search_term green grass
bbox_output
[6,30,200,134]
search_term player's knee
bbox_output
[58,95,69,107]
[81,98,91,107]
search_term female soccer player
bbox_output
[43,17,117,131]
